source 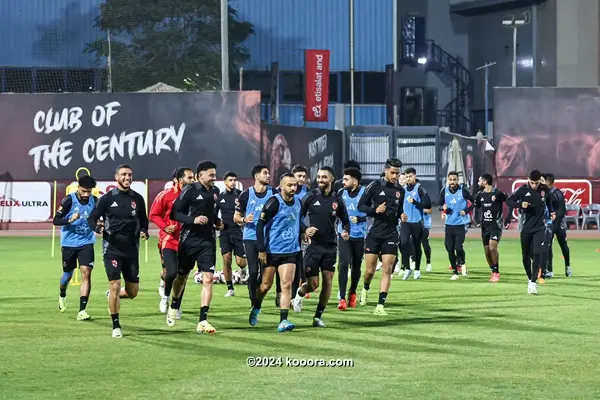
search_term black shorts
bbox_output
[364,234,398,255]
[521,229,548,256]
[104,255,139,283]
[219,232,246,257]
[266,253,299,269]
[62,244,95,272]
[161,248,178,272]
[303,245,337,277]
[178,240,216,275]
[482,228,502,246]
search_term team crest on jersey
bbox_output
[112,260,118,268]
[214,193,218,201]
[396,192,400,198]
[541,191,545,197]
[332,202,338,211]
[131,201,136,209]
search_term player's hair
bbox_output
[447,170,459,178]
[116,164,132,173]
[280,172,295,181]
[343,167,362,182]
[528,169,542,181]
[480,173,493,185]
[223,171,237,180]
[292,165,308,174]
[78,175,97,189]
[251,164,268,178]
[544,173,555,184]
[385,158,402,169]
[196,160,217,174]
[405,167,417,175]
[343,160,361,170]
[319,166,335,178]
[175,167,192,180]
[380,171,385,178]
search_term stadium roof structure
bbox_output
[137,82,183,92]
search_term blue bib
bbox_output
[61,193,96,247]
[265,194,301,254]
[403,183,423,223]
[243,187,272,241]
[445,185,470,226]
[338,187,367,238]
[296,185,309,201]
[423,213,432,229]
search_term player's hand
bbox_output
[401,213,408,222]
[350,216,358,224]
[442,204,447,211]
[96,222,104,234]
[551,212,556,221]
[522,201,529,209]
[376,203,386,214]
[194,216,209,225]
[244,213,254,224]
[68,212,80,223]
[441,213,447,221]
[341,231,349,241]
[164,224,176,234]
[302,233,311,245]
[258,252,267,265]
[306,226,318,237]
[459,210,466,216]
[140,231,148,240]
[407,196,414,204]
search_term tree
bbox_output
[85,0,254,92]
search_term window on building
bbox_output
[239,70,272,102]
[340,72,362,104]
[4,69,33,93]
[328,73,339,103]
[282,72,303,102]
[363,72,386,104]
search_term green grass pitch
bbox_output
[1,236,600,399]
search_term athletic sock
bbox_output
[296,288,306,298]
[79,296,88,311]
[363,283,370,291]
[111,313,120,329]
[226,281,234,291]
[314,305,325,319]
[60,288,67,298]
[171,297,180,310]
[253,298,263,310]
[199,306,209,322]
[280,309,289,322]
[491,264,499,273]
[378,292,387,305]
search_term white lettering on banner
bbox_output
[510,179,593,219]
[314,54,323,103]
[308,134,334,179]
[28,101,186,173]
[0,182,51,222]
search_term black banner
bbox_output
[261,124,343,185]
[0,91,262,180]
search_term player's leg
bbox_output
[167,244,194,326]
[243,241,260,306]
[277,260,297,332]
[520,232,533,281]
[58,247,77,312]
[348,239,364,308]
[220,234,235,297]
[104,256,125,338]
[555,228,572,277]
[375,241,397,316]
[274,269,282,307]
[539,228,552,282]
[159,247,166,298]
[75,244,94,320]
[482,231,493,270]
[292,248,321,312]
[529,230,546,294]
[248,261,277,326]
[196,241,217,333]
[160,249,178,314]
[337,236,351,309]
[399,224,413,278]
[360,236,382,306]
[313,266,335,327]
[455,225,467,276]
[422,228,432,272]
[411,224,424,277]
[445,227,459,279]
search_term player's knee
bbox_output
[60,271,73,285]
[126,286,139,299]
[236,257,247,268]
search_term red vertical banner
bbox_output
[304,49,330,122]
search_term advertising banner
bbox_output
[0,182,52,222]
[0,91,262,181]
[304,49,331,122]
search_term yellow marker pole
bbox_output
[145,179,149,263]
[51,181,57,258]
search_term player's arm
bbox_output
[256,196,280,253]
[552,190,566,220]
[495,190,507,203]
[336,196,351,233]
[88,192,109,233]
[543,186,555,215]
[413,186,431,210]
[52,196,74,226]
[474,191,482,209]
[136,192,149,238]
[506,186,525,209]
[462,186,475,214]
[149,192,169,231]
[438,188,449,212]
[233,190,249,225]
[423,208,432,214]
[172,186,196,225]
[357,181,379,216]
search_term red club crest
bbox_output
[396,192,400,199]
[332,202,338,210]
[214,193,218,201]
[131,201,136,209]
[112,260,118,268]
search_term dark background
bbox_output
[0,91,262,180]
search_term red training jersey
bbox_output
[149,186,181,251]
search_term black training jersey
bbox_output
[216,188,242,233]
[172,182,220,243]
[548,186,567,227]
[88,188,148,257]
[358,179,404,238]
[474,189,506,230]
[301,188,350,249]
[506,183,553,233]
